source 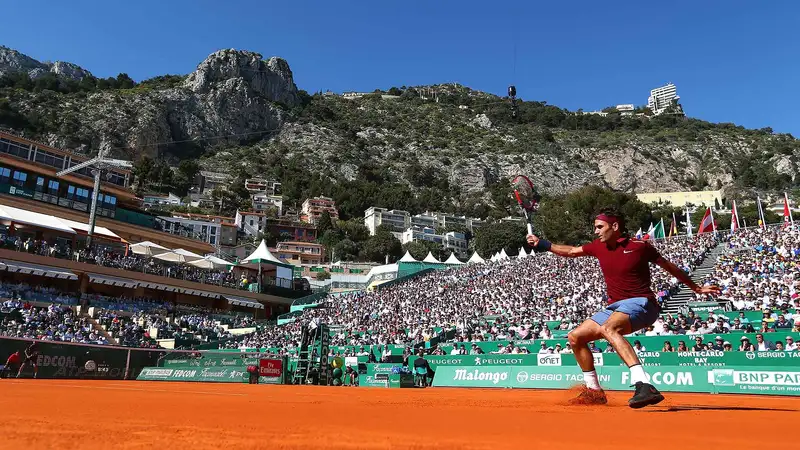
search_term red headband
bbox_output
[596,214,621,225]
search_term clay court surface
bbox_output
[1,381,799,449]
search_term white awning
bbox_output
[129,241,170,257]
[88,274,140,288]
[224,295,265,310]
[59,218,123,241]
[2,260,77,280]
[0,204,76,234]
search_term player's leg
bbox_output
[16,362,26,378]
[566,317,607,404]
[598,298,664,408]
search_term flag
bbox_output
[699,207,715,234]
[635,228,643,239]
[652,218,666,239]
[670,212,678,237]
[685,208,693,236]
[730,200,740,232]
[757,196,766,228]
[784,192,794,227]
[643,222,654,240]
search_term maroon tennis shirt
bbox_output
[581,237,663,305]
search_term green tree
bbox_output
[318,229,344,260]
[316,271,331,281]
[337,218,370,243]
[362,228,402,263]
[473,221,527,257]
[333,238,360,261]
[132,156,155,192]
[402,240,442,261]
[316,211,334,236]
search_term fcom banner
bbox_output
[432,364,800,396]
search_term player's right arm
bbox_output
[526,234,588,258]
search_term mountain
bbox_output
[0,46,92,80]
[0,46,798,220]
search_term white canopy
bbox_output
[0,204,75,234]
[188,254,233,269]
[498,248,509,260]
[467,252,485,264]
[129,241,170,257]
[58,218,122,241]
[444,253,463,265]
[241,239,293,269]
[398,251,417,262]
[152,247,205,264]
[422,251,440,263]
[517,247,528,258]
[490,253,498,262]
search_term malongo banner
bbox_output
[433,364,800,396]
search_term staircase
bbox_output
[291,322,330,385]
[661,244,726,314]
[84,314,118,345]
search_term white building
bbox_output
[364,207,483,236]
[142,192,183,208]
[647,83,679,116]
[235,210,269,236]
[244,178,282,196]
[252,193,283,215]
[157,215,223,247]
[400,227,468,257]
[364,207,411,235]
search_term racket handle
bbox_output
[526,223,533,235]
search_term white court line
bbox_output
[1,381,246,396]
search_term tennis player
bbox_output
[527,207,720,408]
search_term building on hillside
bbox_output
[156,215,235,247]
[400,226,469,257]
[636,189,723,208]
[244,178,282,196]
[195,171,231,195]
[616,104,635,116]
[364,207,411,235]
[647,83,679,116]
[235,210,270,236]
[252,193,283,215]
[235,211,318,242]
[168,212,238,246]
[301,196,339,224]
[142,192,183,208]
[275,241,325,266]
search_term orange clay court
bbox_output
[1,380,799,450]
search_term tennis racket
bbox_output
[512,174,540,236]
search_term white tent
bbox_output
[467,252,485,264]
[398,251,417,262]
[0,204,75,235]
[499,248,509,260]
[129,241,170,257]
[517,247,527,258]
[444,253,463,265]
[422,251,441,263]
[241,240,288,266]
[154,248,204,264]
[189,255,234,269]
[490,253,498,262]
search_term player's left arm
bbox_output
[645,242,720,295]
[653,254,721,295]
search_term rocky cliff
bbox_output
[0,46,797,215]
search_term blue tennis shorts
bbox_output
[590,297,660,331]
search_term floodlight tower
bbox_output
[56,148,133,250]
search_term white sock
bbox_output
[583,370,601,390]
[629,364,649,384]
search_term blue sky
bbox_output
[2,0,797,135]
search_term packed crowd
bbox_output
[0,236,244,290]
[0,303,109,345]
[691,225,800,326]
[230,233,720,351]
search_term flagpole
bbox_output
[757,196,766,228]
[710,207,717,234]
[659,217,665,240]
[686,207,692,237]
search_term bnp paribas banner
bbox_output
[432,365,800,396]
[421,350,800,370]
